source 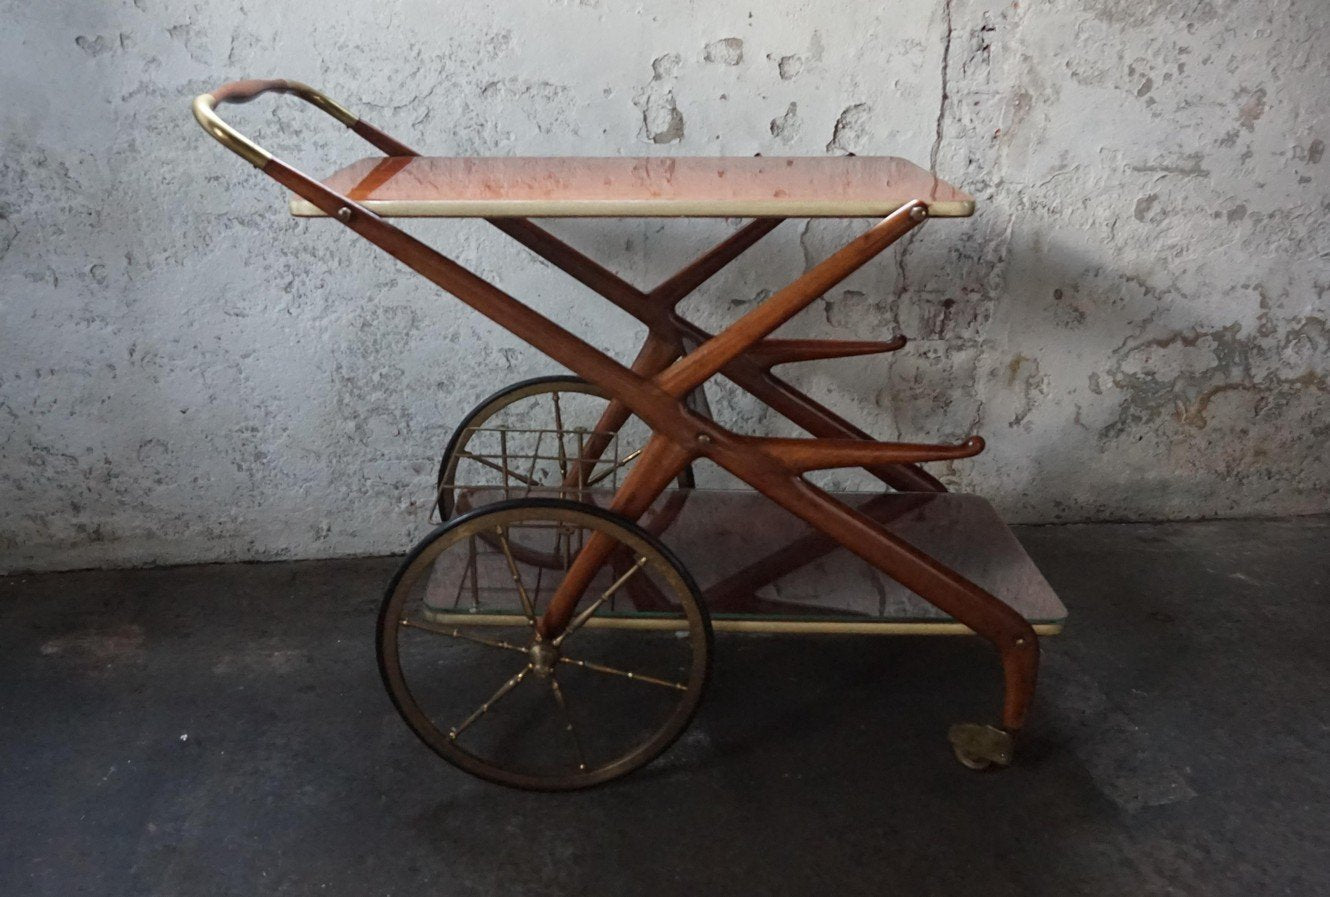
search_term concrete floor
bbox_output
[2,516,1328,896]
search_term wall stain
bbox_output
[825,103,871,154]
[1236,86,1267,132]
[773,54,803,80]
[634,53,686,143]
[703,38,743,66]
[770,102,799,141]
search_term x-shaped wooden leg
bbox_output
[488,217,947,493]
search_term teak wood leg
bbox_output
[537,432,694,640]
[564,330,681,490]
[487,217,945,493]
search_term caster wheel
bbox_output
[378,498,712,791]
[948,723,1014,771]
[952,743,992,771]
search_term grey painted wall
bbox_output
[1,0,1327,573]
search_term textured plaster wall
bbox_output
[1,0,1327,573]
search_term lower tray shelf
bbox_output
[424,488,1066,636]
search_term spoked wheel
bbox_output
[378,498,712,791]
[434,376,698,521]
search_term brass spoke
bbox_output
[401,618,527,654]
[455,451,543,488]
[431,480,447,523]
[548,675,588,772]
[499,428,511,497]
[558,655,687,692]
[560,522,573,573]
[551,391,569,480]
[466,534,480,609]
[552,556,648,647]
[523,429,546,494]
[451,534,477,610]
[574,428,586,489]
[585,448,643,486]
[495,527,538,627]
[532,540,549,612]
[450,664,533,741]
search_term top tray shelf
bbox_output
[288,156,975,219]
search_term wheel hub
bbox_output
[528,639,560,677]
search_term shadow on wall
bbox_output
[720,206,1329,525]
[954,224,1327,523]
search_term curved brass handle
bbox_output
[192,79,358,168]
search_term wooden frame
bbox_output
[193,80,1041,740]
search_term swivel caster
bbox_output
[948,723,1014,771]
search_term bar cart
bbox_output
[193,79,1066,791]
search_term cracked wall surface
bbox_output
[1,0,1326,572]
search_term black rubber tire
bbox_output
[378,497,713,791]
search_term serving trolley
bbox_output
[193,79,1066,790]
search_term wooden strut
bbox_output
[199,85,1039,734]
[487,216,949,494]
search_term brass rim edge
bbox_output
[424,611,1062,637]
[289,198,977,219]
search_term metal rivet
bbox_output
[697,434,713,445]
[909,205,928,222]
[336,207,353,223]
